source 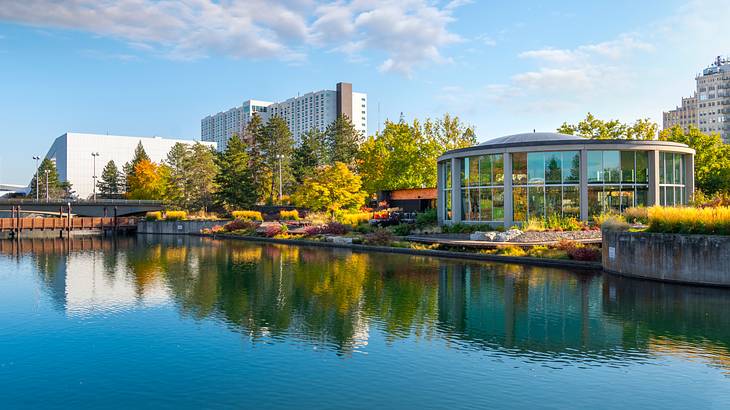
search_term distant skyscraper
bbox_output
[201,82,367,151]
[663,56,730,143]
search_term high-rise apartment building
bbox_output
[201,82,367,151]
[663,56,730,142]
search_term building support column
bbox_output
[451,157,462,224]
[685,153,695,203]
[649,150,661,206]
[579,149,588,221]
[436,162,444,224]
[503,151,513,229]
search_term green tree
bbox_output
[244,114,270,203]
[127,159,169,200]
[325,114,361,167]
[260,116,295,204]
[292,128,328,183]
[291,162,367,213]
[123,141,150,193]
[97,160,122,197]
[165,142,191,206]
[214,134,256,210]
[558,112,657,140]
[659,125,730,194]
[424,113,477,150]
[29,158,73,200]
[164,142,219,211]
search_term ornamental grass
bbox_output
[279,209,300,221]
[165,210,187,221]
[232,210,263,222]
[145,211,163,221]
[338,212,372,227]
[647,206,730,235]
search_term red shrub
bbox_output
[262,225,283,237]
[568,246,601,262]
[224,220,256,233]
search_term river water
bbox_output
[1,235,729,409]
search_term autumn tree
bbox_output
[291,162,367,214]
[558,112,658,140]
[28,158,73,200]
[214,134,256,210]
[123,141,150,193]
[97,160,122,197]
[127,159,169,200]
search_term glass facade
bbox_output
[512,151,580,222]
[586,150,649,216]
[459,154,505,222]
[443,161,452,220]
[659,152,686,206]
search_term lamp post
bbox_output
[276,154,284,204]
[91,152,100,201]
[32,156,40,201]
[44,169,50,202]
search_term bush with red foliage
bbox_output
[224,220,257,233]
[262,224,283,237]
[302,222,351,236]
[567,246,601,261]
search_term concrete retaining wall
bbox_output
[137,220,227,235]
[602,229,730,286]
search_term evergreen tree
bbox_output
[123,141,150,193]
[292,128,327,183]
[165,143,191,206]
[214,134,256,210]
[325,114,361,167]
[244,114,270,203]
[185,143,218,211]
[97,160,121,197]
[28,158,73,200]
[260,116,295,204]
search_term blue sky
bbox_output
[0,0,728,183]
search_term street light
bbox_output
[91,152,100,201]
[276,154,284,203]
[32,156,40,201]
[44,169,50,202]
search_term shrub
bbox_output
[392,223,414,236]
[527,215,590,232]
[365,228,395,246]
[338,212,371,227]
[568,246,601,261]
[623,207,648,224]
[320,222,350,235]
[211,225,226,234]
[223,220,257,233]
[495,245,526,257]
[353,223,373,234]
[592,212,625,227]
[304,212,330,226]
[415,208,437,227]
[524,218,545,232]
[601,216,630,231]
[145,211,163,221]
[647,206,730,235]
[555,239,580,252]
[165,210,187,221]
[279,209,300,221]
[526,245,569,259]
[232,210,263,222]
[262,224,283,238]
[442,223,492,234]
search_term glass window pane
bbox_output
[604,185,621,214]
[461,189,471,220]
[666,185,675,206]
[603,151,620,183]
[493,154,504,184]
[512,153,527,185]
[492,188,504,221]
[563,186,580,218]
[562,151,580,183]
[636,186,648,207]
[621,151,635,183]
[513,187,527,222]
[479,155,491,186]
[527,153,545,184]
[588,186,603,216]
[546,186,561,218]
[461,158,469,187]
[659,153,666,184]
[676,186,683,205]
[528,186,545,220]
[588,151,603,183]
[673,154,681,185]
[620,186,635,211]
[469,157,480,187]
[545,152,562,184]
[636,151,648,183]
[445,190,452,220]
[479,188,492,221]
[444,162,452,189]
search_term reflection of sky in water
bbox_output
[1,236,730,408]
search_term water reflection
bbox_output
[4,235,730,367]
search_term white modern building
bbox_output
[201,82,367,150]
[42,132,216,200]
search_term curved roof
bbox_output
[479,132,585,146]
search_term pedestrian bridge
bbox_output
[0,199,163,217]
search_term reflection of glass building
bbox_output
[437,132,695,227]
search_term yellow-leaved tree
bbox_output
[127,159,170,200]
[291,162,366,214]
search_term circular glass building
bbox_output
[437,132,695,227]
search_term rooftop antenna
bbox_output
[533,129,536,133]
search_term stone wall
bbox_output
[137,220,226,235]
[602,229,730,286]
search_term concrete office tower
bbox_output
[663,56,730,142]
[42,133,216,200]
[201,82,367,151]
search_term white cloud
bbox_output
[0,0,465,75]
[518,48,579,64]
